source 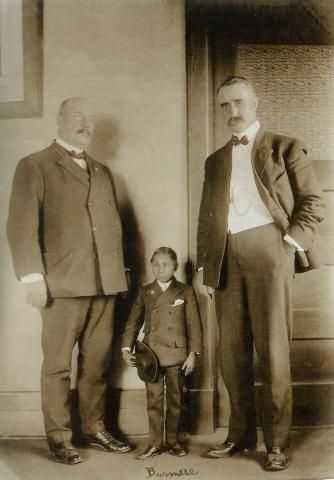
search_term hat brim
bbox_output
[135,341,159,383]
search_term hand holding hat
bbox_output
[134,341,159,383]
[122,350,136,367]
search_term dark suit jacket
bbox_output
[122,278,203,367]
[197,129,326,287]
[7,141,128,297]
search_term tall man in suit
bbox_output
[7,97,132,464]
[197,76,325,471]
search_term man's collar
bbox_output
[157,279,173,290]
[233,120,260,142]
[56,137,83,154]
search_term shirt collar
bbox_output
[56,137,83,155]
[234,120,260,142]
[157,279,172,291]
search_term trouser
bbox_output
[145,365,184,448]
[40,295,116,445]
[215,223,295,450]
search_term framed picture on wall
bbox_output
[0,0,43,119]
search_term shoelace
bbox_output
[58,441,78,454]
[269,447,285,461]
[97,431,114,442]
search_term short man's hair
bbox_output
[217,75,256,96]
[151,247,178,266]
[58,97,88,116]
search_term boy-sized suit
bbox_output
[122,277,202,447]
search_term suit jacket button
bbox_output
[91,253,97,258]
[93,227,98,232]
[109,200,113,205]
[117,249,121,254]
[88,202,93,207]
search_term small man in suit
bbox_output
[7,97,132,464]
[197,76,325,470]
[122,247,202,460]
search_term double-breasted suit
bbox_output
[122,278,202,446]
[197,129,325,450]
[7,141,128,444]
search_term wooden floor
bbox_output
[0,427,333,480]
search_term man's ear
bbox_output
[253,96,259,111]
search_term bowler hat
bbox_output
[135,341,159,383]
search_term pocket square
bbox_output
[172,299,184,306]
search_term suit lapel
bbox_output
[86,155,103,202]
[153,278,184,309]
[52,142,90,188]
[251,129,274,181]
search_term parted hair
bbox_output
[217,75,256,95]
[151,247,178,267]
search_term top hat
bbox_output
[135,341,159,383]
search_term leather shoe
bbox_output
[206,441,256,458]
[266,447,289,471]
[136,445,162,460]
[167,443,187,457]
[84,431,132,453]
[50,441,83,465]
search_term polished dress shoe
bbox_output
[167,443,187,457]
[206,441,256,458]
[136,445,162,460]
[84,431,132,453]
[50,441,83,465]
[266,447,289,471]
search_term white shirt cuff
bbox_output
[121,347,131,352]
[20,273,44,284]
[283,234,304,251]
[197,267,203,272]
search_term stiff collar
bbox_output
[157,279,172,291]
[232,120,260,142]
[56,137,83,155]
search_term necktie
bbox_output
[231,135,249,146]
[68,150,86,159]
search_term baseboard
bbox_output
[1,383,332,438]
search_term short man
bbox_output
[197,76,325,470]
[7,97,132,464]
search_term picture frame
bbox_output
[0,0,43,119]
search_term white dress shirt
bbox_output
[228,121,303,251]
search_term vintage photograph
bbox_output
[0,1,333,479]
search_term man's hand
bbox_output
[194,269,214,299]
[125,269,131,290]
[182,352,196,376]
[206,285,214,298]
[24,280,48,309]
[122,350,136,367]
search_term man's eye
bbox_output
[235,100,243,106]
[221,104,228,110]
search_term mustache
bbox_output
[228,116,244,126]
[77,128,91,134]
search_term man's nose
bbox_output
[230,104,239,116]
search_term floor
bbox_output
[0,427,333,480]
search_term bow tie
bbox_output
[67,150,86,160]
[231,135,249,146]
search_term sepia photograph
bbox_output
[0,0,333,479]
